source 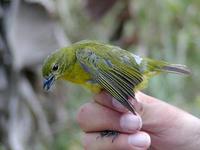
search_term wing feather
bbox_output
[96,73,137,114]
[76,49,143,114]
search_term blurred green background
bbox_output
[0,0,200,149]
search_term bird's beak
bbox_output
[43,75,55,91]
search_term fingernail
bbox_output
[112,98,127,112]
[128,132,151,148]
[120,114,142,132]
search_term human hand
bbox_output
[77,91,200,150]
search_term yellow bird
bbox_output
[42,40,190,115]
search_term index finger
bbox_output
[94,91,129,113]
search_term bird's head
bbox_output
[42,48,69,91]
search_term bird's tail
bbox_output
[143,58,191,76]
[159,64,191,75]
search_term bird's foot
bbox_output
[97,130,120,143]
[128,96,143,115]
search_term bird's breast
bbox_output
[61,62,92,84]
[60,61,102,93]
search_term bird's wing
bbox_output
[76,48,143,114]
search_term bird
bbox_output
[42,40,190,115]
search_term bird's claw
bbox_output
[97,130,120,143]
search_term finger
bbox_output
[93,91,174,133]
[135,92,184,132]
[135,92,170,129]
[83,131,151,150]
[77,102,142,133]
[94,91,128,113]
[94,91,142,114]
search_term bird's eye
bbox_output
[52,64,59,71]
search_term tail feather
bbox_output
[144,58,191,76]
[161,64,191,75]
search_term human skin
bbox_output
[76,91,200,150]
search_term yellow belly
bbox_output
[60,61,148,94]
[61,62,90,83]
[60,62,102,93]
[82,82,102,93]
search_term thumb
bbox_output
[134,92,200,150]
[135,92,186,133]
